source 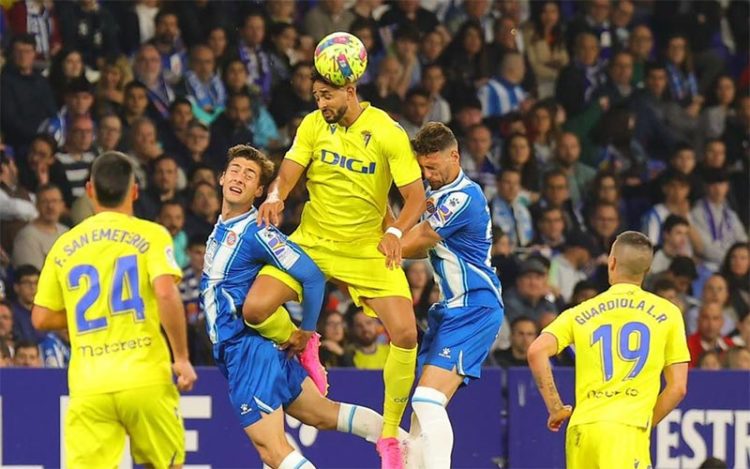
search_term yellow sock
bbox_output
[381,343,417,438]
[245,306,297,344]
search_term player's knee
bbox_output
[242,298,269,325]
[297,401,338,430]
[389,327,417,349]
[252,438,292,467]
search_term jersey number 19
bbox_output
[591,321,651,382]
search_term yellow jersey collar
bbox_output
[608,283,642,294]
[335,102,371,131]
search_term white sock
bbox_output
[278,450,315,469]
[411,386,452,469]
[404,413,424,469]
[337,403,409,443]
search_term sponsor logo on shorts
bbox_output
[439,347,451,359]
[240,403,252,415]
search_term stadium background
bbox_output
[0,0,748,467]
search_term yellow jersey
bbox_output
[352,344,390,369]
[35,212,182,397]
[286,103,421,242]
[543,283,690,429]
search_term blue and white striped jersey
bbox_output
[424,171,503,309]
[200,208,325,345]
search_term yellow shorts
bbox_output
[259,231,411,317]
[65,383,184,469]
[566,422,651,469]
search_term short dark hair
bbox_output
[497,167,521,181]
[153,154,178,168]
[10,33,36,49]
[411,122,458,155]
[663,214,689,234]
[224,144,276,187]
[510,315,537,332]
[405,87,430,102]
[188,234,207,248]
[90,151,135,207]
[652,278,677,293]
[14,339,39,353]
[36,183,62,199]
[169,97,192,113]
[543,169,567,186]
[159,199,184,214]
[645,60,667,75]
[64,78,93,96]
[291,61,313,75]
[124,80,148,95]
[154,8,178,26]
[671,143,695,159]
[13,265,40,283]
[30,133,58,154]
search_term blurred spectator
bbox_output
[610,0,634,49]
[421,63,451,124]
[686,274,739,337]
[133,43,175,119]
[47,49,86,108]
[120,81,154,137]
[487,17,536,95]
[159,98,194,163]
[447,96,483,147]
[445,0,494,41]
[439,21,491,98]
[501,133,540,196]
[39,78,95,147]
[0,153,38,254]
[530,169,585,235]
[348,308,389,370]
[699,139,728,173]
[378,0,438,36]
[0,301,14,354]
[11,184,68,270]
[4,0,62,66]
[318,310,354,368]
[54,116,96,199]
[404,260,432,330]
[556,32,603,117]
[150,9,187,85]
[140,155,186,216]
[568,280,598,308]
[486,316,537,368]
[398,87,431,138]
[640,173,694,246]
[19,134,72,206]
[690,169,748,271]
[121,0,158,52]
[1,34,57,149]
[687,302,734,368]
[491,230,519,287]
[628,25,654,88]
[178,45,226,123]
[729,313,750,348]
[126,117,162,190]
[696,350,722,370]
[530,206,567,258]
[184,181,219,240]
[523,0,568,99]
[303,0,355,42]
[180,235,205,325]
[460,124,499,197]
[721,242,750,319]
[13,340,41,367]
[594,50,635,108]
[94,55,132,116]
[174,1,230,49]
[550,132,595,207]
[727,346,750,370]
[592,105,646,182]
[699,76,737,144]
[206,26,230,72]
[94,114,123,155]
[528,101,559,166]
[478,51,529,119]
[10,265,41,342]
[270,61,316,130]
[664,34,701,108]
[490,168,533,249]
[180,121,211,170]
[503,257,559,324]
[566,0,616,60]
[236,12,272,102]
[358,56,404,115]
[39,329,69,368]
[722,95,750,172]
[208,93,255,169]
[391,24,422,96]
[549,236,592,304]
[266,22,298,92]
[349,18,382,86]
[651,278,685,313]
[156,200,188,268]
[586,202,620,258]
[58,0,119,68]
[650,215,692,276]
[650,145,702,204]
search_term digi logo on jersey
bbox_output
[320,149,376,174]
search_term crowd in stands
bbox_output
[0,0,748,372]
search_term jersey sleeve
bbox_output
[426,191,474,239]
[663,303,691,366]
[542,308,576,354]
[34,246,65,311]
[284,112,316,168]
[254,226,325,331]
[145,224,183,284]
[383,122,421,187]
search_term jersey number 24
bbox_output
[591,322,650,381]
[68,255,145,334]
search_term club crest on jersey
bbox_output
[225,231,237,246]
[361,130,372,147]
[426,197,437,214]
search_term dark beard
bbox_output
[322,105,347,124]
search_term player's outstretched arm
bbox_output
[652,362,688,426]
[401,221,441,259]
[153,274,197,392]
[528,333,573,432]
[379,180,426,268]
[31,305,67,331]
[257,159,306,227]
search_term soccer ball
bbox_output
[314,32,368,86]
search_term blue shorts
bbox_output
[214,329,308,428]
[417,302,504,385]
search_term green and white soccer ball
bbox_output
[314,32,368,86]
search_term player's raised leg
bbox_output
[245,407,314,469]
[362,296,418,465]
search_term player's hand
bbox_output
[257,196,284,227]
[378,233,402,269]
[172,359,198,392]
[547,405,573,432]
[281,329,315,355]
